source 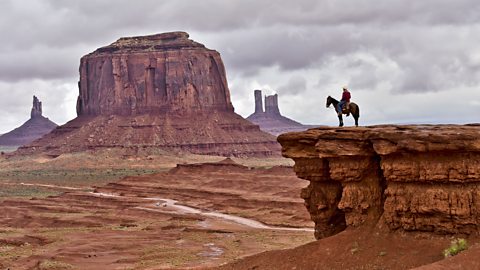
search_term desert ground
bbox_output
[0,150,315,269]
[1,149,479,270]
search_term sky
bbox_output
[1,0,480,133]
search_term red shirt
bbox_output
[341,91,351,102]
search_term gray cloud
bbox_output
[277,75,307,95]
[1,0,480,133]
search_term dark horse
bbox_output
[326,96,360,127]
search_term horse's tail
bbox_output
[356,104,360,118]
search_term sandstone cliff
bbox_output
[76,32,234,116]
[278,125,480,239]
[16,32,279,157]
[0,96,57,147]
[247,90,316,136]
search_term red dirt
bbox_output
[214,227,479,270]
[0,159,313,269]
[1,155,478,269]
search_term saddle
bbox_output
[342,102,351,115]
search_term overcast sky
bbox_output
[1,0,480,133]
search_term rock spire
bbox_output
[0,96,57,147]
[247,90,315,136]
[31,95,42,118]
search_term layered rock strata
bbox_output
[16,32,279,157]
[247,90,316,136]
[278,125,480,239]
[76,31,233,116]
[0,96,57,147]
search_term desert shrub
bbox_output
[443,238,468,258]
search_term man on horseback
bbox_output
[326,90,359,127]
[337,86,351,116]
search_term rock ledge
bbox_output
[278,125,480,239]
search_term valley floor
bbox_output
[0,151,313,269]
[0,151,477,269]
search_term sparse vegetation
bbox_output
[0,168,158,187]
[443,238,468,258]
[38,259,74,270]
[0,185,59,199]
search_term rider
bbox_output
[337,86,351,116]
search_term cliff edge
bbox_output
[278,124,480,239]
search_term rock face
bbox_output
[16,32,279,157]
[278,125,480,239]
[0,96,57,147]
[76,32,233,116]
[247,90,316,136]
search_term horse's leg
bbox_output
[352,107,359,126]
[338,115,343,127]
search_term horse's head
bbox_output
[326,96,332,108]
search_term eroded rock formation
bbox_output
[76,32,233,116]
[247,90,316,136]
[16,32,279,157]
[278,125,480,239]
[30,96,42,118]
[0,96,57,147]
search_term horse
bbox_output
[326,96,360,127]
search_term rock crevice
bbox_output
[278,125,480,239]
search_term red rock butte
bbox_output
[76,31,234,116]
[16,32,279,157]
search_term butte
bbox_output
[247,90,318,136]
[15,32,279,157]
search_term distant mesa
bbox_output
[0,96,57,147]
[246,90,317,136]
[16,32,279,157]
